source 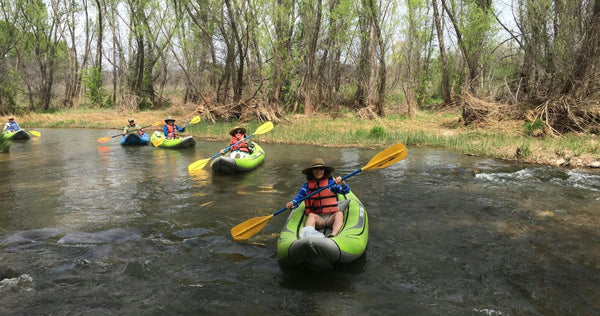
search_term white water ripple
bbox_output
[475,168,600,192]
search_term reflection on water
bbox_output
[0,128,598,315]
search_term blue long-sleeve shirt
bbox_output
[3,121,20,132]
[290,178,350,208]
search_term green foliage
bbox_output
[138,98,153,110]
[353,129,368,139]
[386,114,410,121]
[461,2,496,54]
[562,135,599,156]
[524,119,544,135]
[82,66,107,108]
[518,145,531,158]
[369,126,386,138]
[351,126,386,140]
[0,133,10,152]
[386,90,405,105]
[0,69,22,113]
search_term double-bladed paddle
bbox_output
[151,115,202,147]
[97,121,162,144]
[230,142,408,241]
[187,121,274,172]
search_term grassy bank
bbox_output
[4,108,600,168]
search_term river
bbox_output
[0,128,598,315]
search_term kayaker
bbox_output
[122,118,144,135]
[2,117,20,132]
[220,126,249,159]
[286,158,350,238]
[163,117,185,139]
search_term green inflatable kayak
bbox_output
[150,131,196,148]
[210,142,265,174]
[277,191,368,271]
[1,130,30,140]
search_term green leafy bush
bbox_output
[524,119,545,136]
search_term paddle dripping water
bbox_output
[0,129,598,315]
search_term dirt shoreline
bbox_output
[5,109,600,170]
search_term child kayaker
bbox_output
[221,125,249,159]
[286,158,350,238]
[163,117,185,139]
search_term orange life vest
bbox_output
[304,178,339,215]
[230,136,249,152]
[166,124,177,138]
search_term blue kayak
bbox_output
[120,133,150,146]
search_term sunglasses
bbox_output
[312,167,325,171]
[235,131,243,134]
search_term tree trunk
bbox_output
[432,0,451,104]
[95,0,103,71]
[301,0,322,115]
[224,0,245,103]
[562,0,600,96]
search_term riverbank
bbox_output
[4,108,600,169]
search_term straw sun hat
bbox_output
[229,126,247,136]
[302,158,335,174]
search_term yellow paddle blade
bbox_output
[189,115,201,125]
[152,137,166,147]
[362,143,407,171]
[97,136,112,144]
[28,130,41,137]
[231,214,274,241]
[253,121,273,135]
[188,158,211,172]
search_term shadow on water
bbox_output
[278,254,367,291]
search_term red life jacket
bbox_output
[304,178,339,215]
[166,124,177,139]
[230,136,249,152]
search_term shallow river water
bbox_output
[0,128,598,315]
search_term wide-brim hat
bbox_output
[302,158,334,174]
[229,126,247,136]
[128,118,135,122]
[164,116,176,123]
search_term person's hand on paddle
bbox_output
[285,177,345,210]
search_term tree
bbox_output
[298,0,322,115]
[270,0,297,106]
[442,0,494,95]
[7,0,64,111]
[52,0,91,108]
[0,20,19,114]
[432,0,451,104]
[396,0,432,116]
